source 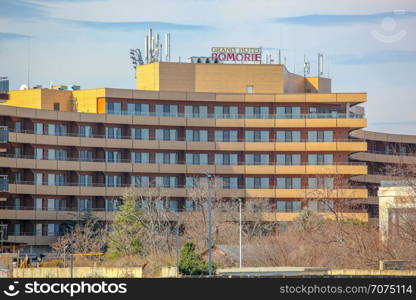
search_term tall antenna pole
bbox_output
[27,37,31,88]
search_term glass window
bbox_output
[131,176,149,187]
[105,127,122,139]
[276,154,301,165]
[15,121,22,133]
[79,125,93,137]
[214,106,239,118]
[156,176,178,188]
[156,152,177,164]
[215,153,238,165]
[131,152,149,163]
[35,123,43,135]
[106,102,122,114]
[156,104,178,117]
[35,173,43,185]
[127,103,149,116]
[276,106,301,119]
[105,175,121,187]
[79,150,93,162]
[245,177,269,189]
[105,151,121,163]
[245,106,269,119]
[131,128,149,140]
[277,201,301,212]
[79,174,93,186]
[79,199,92,211]
[156,129,177,141]
[35,148,43,160]
[276,131,301,142]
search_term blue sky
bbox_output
[0,0,415,134]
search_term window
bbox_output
[131,128,149,140]
[131,176,150,187]
[34,148,43,160]
[105,151,121,163]
[245,154,269,165]
[185,200,195,211]
[48,174,65,186]
[276,154,301,165]
[47,198,57,211]
[155,129,177,141]
[245,177,269,189]
[35,198,43,210]
[48,149,67,161]
[35,173,43,185]
[48,124,67,136]
[308,177,334,189]
[186,129,208,142]
[155,104,178,117]
[79,125,93,137]
[156,176,178,188]
[277,201,301,212]
[15,121,22,133]
[79,150,93,162]
[79,174,93,187]
[308,131,333,142]
[246,86,254,93]
[35,223,43,236]
[309,200,334,212]
[14,198,21,210]
[106,102,122,114]
[15,146,22,156]
[308,154,333,165]
[185,153,208,165]
[13,223,20,236]
[214,106,238,118]
[276,106,301,119]
[185,177,208,188]
[53,103,60,111]
[105,175,121,187]
[79,199,92,211]
[131,152,150,163]
[309,107,337,118]
[105,127,122,139]
[276,131,301,142]
[214,153,238,165]
[35,123,43,135]
[218,177,239,189]
[245,106,269,119]
[277,177,301,189]
[127,103,149,116]
[15,172,22,184]
[214,130,238,142]
[245,130,269,142]
[105,199,119,211]
[48,224,58,236]
[156,153,177,164]
[185,105,208,118]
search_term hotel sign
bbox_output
[211,47,262,63]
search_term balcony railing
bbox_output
[365,150,416,157]
[0,175,8,192]
[106,111,365,119]
[0,126,8,143]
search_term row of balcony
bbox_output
[104,111,365,119]
[8,133,367,152]
[0,156,367,174]
[4,182,368,198]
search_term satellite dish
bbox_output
[19,84,28,90]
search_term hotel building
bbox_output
[0,62,369,252]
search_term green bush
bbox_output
[178,242,214,276]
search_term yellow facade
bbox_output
[136,62,332,94]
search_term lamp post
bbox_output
[206,173,213,276]
[239,198,242,269]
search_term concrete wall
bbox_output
[13,267,143,278]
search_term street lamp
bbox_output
[238,198,242,269]
[206,173,213,276]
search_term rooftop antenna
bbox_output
[27,37,31,89]
[303,54,310,77]
[165,33,171,62]
[278,49,282,64]
[318,53,324,77]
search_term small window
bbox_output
[246,86,254,94]
[53,103,60,111]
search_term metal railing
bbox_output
[106,111,365,119]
